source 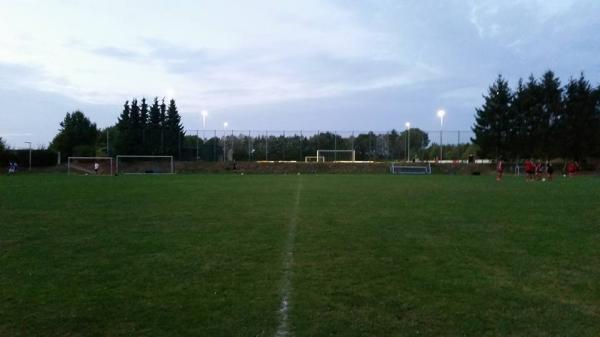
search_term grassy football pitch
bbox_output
[1,173,599,336]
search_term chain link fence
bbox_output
[178,130,475,162]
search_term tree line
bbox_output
[180,129,437,162]
[115,98,184,156]
[472,71,600,160]
[49,105,463,161]
[49,98,185,158]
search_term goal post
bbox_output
[315,150,356,162]
[68,157,113,175]
[116,155,174,175]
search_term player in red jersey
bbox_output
[524,159,535,181]
[566,160,579,177]
[496,157,505,181]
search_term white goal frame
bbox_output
[68,157,113,175]
[390,162,431,175]
[315,150,356,162]
[116,155,174,175]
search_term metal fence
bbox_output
[178,129,475,162]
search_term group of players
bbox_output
[496,158,580,181]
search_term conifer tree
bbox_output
[129,99,141,153]
[164,99,185,157]
[149,97,161,154]
[115,101,131,154]
[539,71,563,157]
[159,98,167,154]
[140,98,149,152]
[559,74,596,159]
[471,75,513,158]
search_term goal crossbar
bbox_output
[68,156,113,175]
[116,155,174,175]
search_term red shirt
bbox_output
[525,161,535,172]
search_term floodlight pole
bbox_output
[202,110,208,129]
[223,122,228,162]
[25,141,32,171]
[437,110,445,161]
[405,122,410,162]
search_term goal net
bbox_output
[315,150,356,162]
[116,155,174,174]
[68,157,113,175]
[390,162,431,175]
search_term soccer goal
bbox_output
[315,150,356,162]
[390,162,431,175]
[68,157,113,175]
[116,155,174,175]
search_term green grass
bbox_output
[1,173,599,336]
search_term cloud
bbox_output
[0,63,44,89]
[0,84,115,147]
[93,46,142,61]
[0,0,599,145]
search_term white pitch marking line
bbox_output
[275,177,303,337]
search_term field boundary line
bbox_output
[275,177,303,337]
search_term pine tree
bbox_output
[159,98,167,154]
[471,75,513,158]
[594,86,600,158]
[511,79,528,158]
[140,98,149,152]
[148,97,161,154]
[164,99,185,157]
[539,71,563,157]
[115,101,131,154]
[559,74,596,159]
[511,76,542,158]
[129,99,141,154]
[524,75,545,157]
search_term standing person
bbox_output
[535,160,544,180]
[94,162,100,174]
[496,157,505,181]
[8,161,15,174]
[546,161,554,181]
[524,158,535,181]
[566,160,578,177]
